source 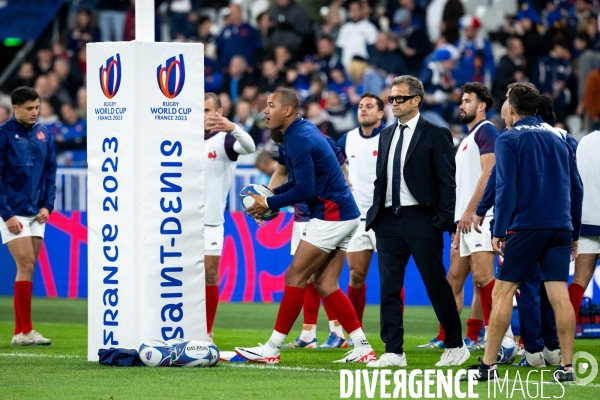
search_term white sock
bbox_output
[299,325,317,342]
[329,320,345,338]
[267,330,286,351]
[349,328,369,348]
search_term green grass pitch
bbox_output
[0,297,599,399]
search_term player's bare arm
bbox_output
[457,153,495,234]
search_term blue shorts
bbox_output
[497,230,572,282]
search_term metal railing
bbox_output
[55,167,260,212]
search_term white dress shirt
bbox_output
[385,113,420,208]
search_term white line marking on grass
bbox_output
[220,363,338,373]
[0,352,82,359]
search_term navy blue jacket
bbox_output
[0,117,57,220]
[269,118,359,221]
[493,116,583,239]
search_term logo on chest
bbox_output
[462,142,468,152]
[208,150,217,160]
[37,131,45,141]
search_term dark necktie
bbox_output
[392,124,406,216]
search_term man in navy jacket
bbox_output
[0,87,57,346]
[467,84,583,383]
[236,89,375,365]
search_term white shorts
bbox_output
[290,221,308,255]
[205,224,224,256]
[301,218,359,253]
[347,220,377,252]
[0,215,46,244]
[460,216,493,257]
[579,236,600,254]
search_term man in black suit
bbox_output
[365,75,469,368]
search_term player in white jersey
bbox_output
[203,92,256,342]
[337,93,401,330]
[569,129,600,323]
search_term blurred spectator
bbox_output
[575,32,599,113]
[534,38,573,123]
[259,59,286,93]
[38,99,59,125]
[34,46,54,76]
[54,58,83,102]
[316,5,342,43]
[583,63,600,131]
[454,15,495,87]
[6,62,37,93]
[305,75,326,106]
[504,6,547,79]
[205,57,223,93]
[35,74,71,114]
[234,100,263,145]
[97,0,130,42]
[317,35,341,78]
[167,0,201,41]
[580,16,600,51]
[292,56,319,100]
[270,0,311,57]
[441,0,464,45]
[392,7,431,76]
[256,11,273,52]
[325,91,355,139]
[567,0,594,38]
[327,63,355,105]
[420,47,457,126]
[52,42,70,61]
[305,101,336,138]
[348,56,385,97]
[216,4,263,70]
[67,7,101,53]
[75,47,87,76]
[57,103,87,167]
[221,56,257,104]
[274,45,292,72]
[492,36,527,110]
[76,87,87,120]
[196,16,216,58]
[0,104,11,124]
[254,150,278,185]
[337,1,378,69]
[369,32,406,75]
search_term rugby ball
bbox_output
[166,338,186,346]
[171,340,219,367]
[497,336,518,364]
[138,340,173,367]
[239,184,280,221]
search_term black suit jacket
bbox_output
[365,116,456,232]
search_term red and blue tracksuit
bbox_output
[269,118,359,221]
[0,117,57,221]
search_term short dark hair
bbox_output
[537,95,556,125]
[11,86,39,106]
[462,82,493,112]
[273,88,299,112]
[507,82,539,94]
[360,93,384,111]
[508,84,539,117]
[391,75,425,107]
[205,92,221,109]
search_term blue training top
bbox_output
[493,116,583,239]
[0,117,57,220]
[279,136,346,223]
[269,118,359,221]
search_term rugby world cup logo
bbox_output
[157,54,185,99]
[99,54,121,99]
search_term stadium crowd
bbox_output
[1,0,600,168]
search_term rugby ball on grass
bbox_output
[138,340,173,367]
[240,184,280,220]
[171,340,220,367]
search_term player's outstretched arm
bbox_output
[269,164,289,190]
[205,115,256,155]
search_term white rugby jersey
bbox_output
[577,130,600,228]
[204,131,238,226]
[339,125,382,218]
[455,120,500,222]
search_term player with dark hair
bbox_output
[1,87,56,346]
[202,92,256,343]
[235,88,375,364]
[465,83,583,383]
[417,82,511,354]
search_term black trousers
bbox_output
[373,206,462,353]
